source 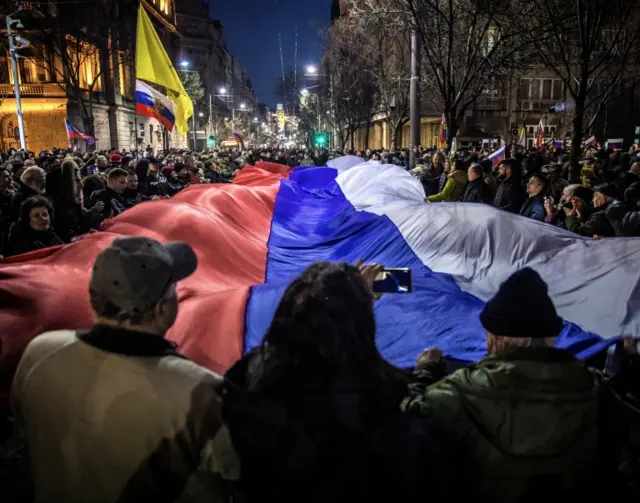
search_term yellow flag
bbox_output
[136,6,193,135]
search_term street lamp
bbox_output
[253,117,258,122]
[240,103,246,110]
[301,88,309,95]
[180,61,189,68]
[198,112,204,117]
[306,65,317,74]
[219,87,227,95]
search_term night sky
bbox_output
[209,0,330,107]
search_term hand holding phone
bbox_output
[373,268,412,294]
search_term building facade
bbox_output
[0,0,246,153]
[331,0,640,151]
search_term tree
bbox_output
[179,71,205,106]
[20,0,137,140]
[324,21,376,150]
[405,0,533,146]
[333,4,411,149]
[517,0,640,177]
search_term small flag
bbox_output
[583,135,597,147]
[65,119,96,145]
[488,145,506,166]
[482,138,490,148]
[439,114,447,147]
[607,138,623,150]
[518,126,526,147]
[535,118,545,148]
[135,80,176,131]
[554,140,564,148]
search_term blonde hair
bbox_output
[500,336,557,350]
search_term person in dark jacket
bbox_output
[221,261,453,503]
[89,168,128,219]
[0,167,13,255]
[462,163,492,204]
[49,160,104,243]
[419,152,446,197]
[402,268,601,501]
[566,183,617,238]
[11,166,46,221]
[519,173,547,221]
[607,182,640,237]
[493,159,527,213]
[122,171,153,209]
[5,196,63,256]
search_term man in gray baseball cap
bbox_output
[89,236,197,328]
[12,237,239,502]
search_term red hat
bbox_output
[109,153,122,164]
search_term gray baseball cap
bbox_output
[89,236,197,317]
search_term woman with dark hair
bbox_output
[48,159,104,243]
[221,261,450,503]
[5,196,63,256]
[81,175,106,209]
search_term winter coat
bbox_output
[402,347,601,501]
[566,202,616,238]
[52,197,101,243]
[461,178,492,204]
[493,175,527,214]
[221,348,454,503]
[5,223,63,257]
[519,195,546,221]
[89,187,127,219]
[427,170,468,203]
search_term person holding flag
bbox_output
[136,6,193,136]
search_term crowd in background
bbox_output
[1,141,638,261]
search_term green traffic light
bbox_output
[315,133,327,146]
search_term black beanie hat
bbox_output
[480,268,563,338]
[572,186,594,202]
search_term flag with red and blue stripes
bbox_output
[1,157,639,406]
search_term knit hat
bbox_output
[593,183,619,199]
[571,186,594,202]
[109,153,122,164]
[480,268,563,338]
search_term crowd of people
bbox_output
[0,142,639,502]
[409,145,640,238]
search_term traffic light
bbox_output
[314,133,327,146]
[207,135,216,148]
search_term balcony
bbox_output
[520,100,556,112]
[475,97,508,111]
[0,83,66,98]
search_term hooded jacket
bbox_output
[427,170,468,203]
[402,347,601,500]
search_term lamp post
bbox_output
[6,15,27,150]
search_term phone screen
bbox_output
[373,268,412,294]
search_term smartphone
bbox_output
[373,268,412,294]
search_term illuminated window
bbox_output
[155,0,170,15]
[69,41,102,91]
[118,52,132,97]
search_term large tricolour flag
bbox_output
[1,158,639,407]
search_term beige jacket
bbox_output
[11,326,239,503]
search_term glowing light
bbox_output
[180,61,189,68]
[240,103,246,109]
[198,112,204,117]
[301,88,309,95]
[219,87,227,94]
[306,65,317,74]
